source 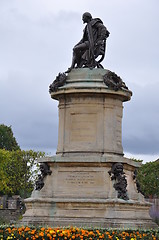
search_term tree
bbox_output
[0,149,45,198]
[137,160,159,198]
[0,124,20,151]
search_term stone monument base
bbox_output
[23,199,154,229]
[22,69,157,229]
[22,156,157,229]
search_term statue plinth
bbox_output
[51,69,131,158]
[22,69,157,229]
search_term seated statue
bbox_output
[66,12,110,73]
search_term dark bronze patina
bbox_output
[133,169,145,196]
[108,163,129,200]
[66,12,110,72]
[103,70,128,91]
[49,72,67,93]
[35,163,52,191]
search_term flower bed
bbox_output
[0,226,159,239]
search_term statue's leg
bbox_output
[65,51,77,73]
[65,43,88,73]
[74,44,88,68]
[70,52,77,69]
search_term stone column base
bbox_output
[22,156,158,229]
[22,198,157,228]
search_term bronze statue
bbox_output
[66,12,110,73]
[108,163,129,200]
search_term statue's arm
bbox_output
[74,27,86,47]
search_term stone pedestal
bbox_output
[22,69,157,228]
[55,69,129,157]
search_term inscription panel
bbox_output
[65,171,95,186]
[56,170,106,198]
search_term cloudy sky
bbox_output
[0,0,159,163]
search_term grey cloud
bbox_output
[123,83,159,154]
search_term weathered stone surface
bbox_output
[8,199,17,210]
[22,69,157,228]
[0,209,21,224]
[23,159,156,228]
[50,69,132,157]
[22,158,157,228]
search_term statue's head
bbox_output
[82,12,92,23]
[112,163,124,174]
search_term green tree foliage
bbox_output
[0,149,45,198]
[0,124,20,151]
[137,160,159,198]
